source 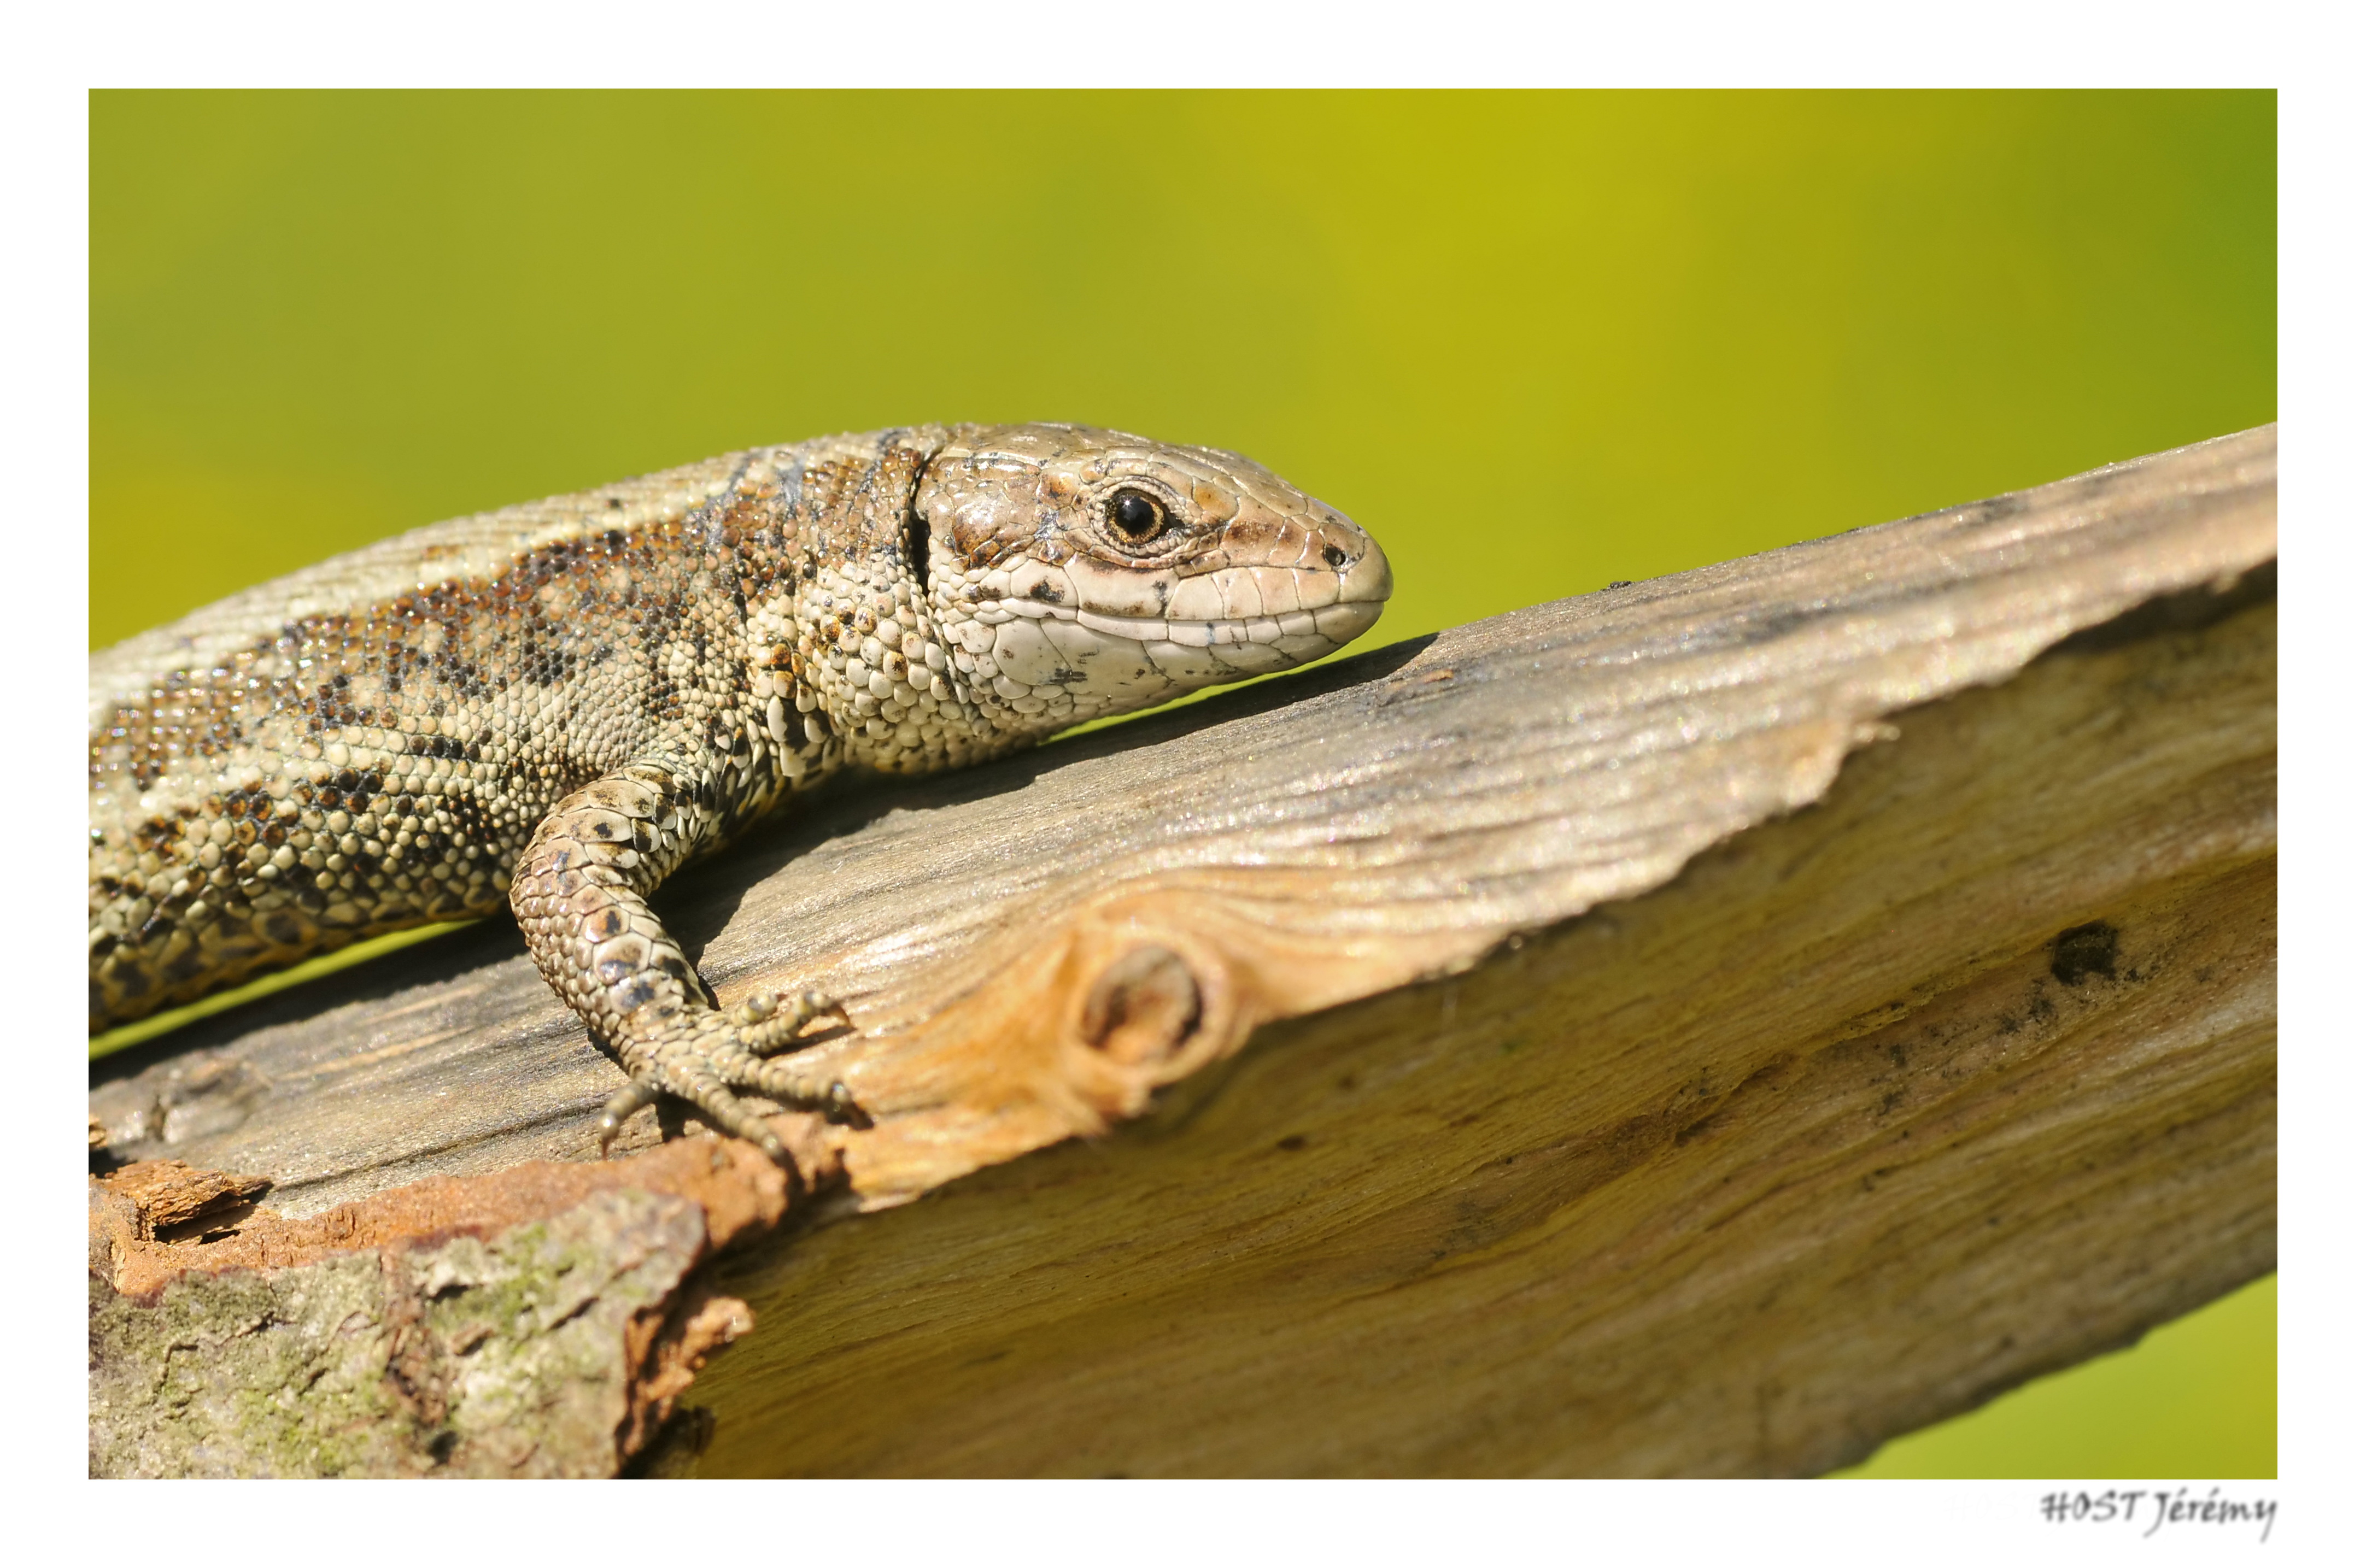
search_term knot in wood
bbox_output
[1079,946,1204,1067]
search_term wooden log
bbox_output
[89,426,2276,1477]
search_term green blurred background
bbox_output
[90,90,2275,1476]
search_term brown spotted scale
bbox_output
[88,425,1392,1160]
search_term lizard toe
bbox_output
[715,1048,870,1129]
[627,1019,792,1161]
[734,986,850,1056]
[671,1070,790,1161]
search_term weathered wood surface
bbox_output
[90,427,2275,1477]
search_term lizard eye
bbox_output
[1104,488,1169,545]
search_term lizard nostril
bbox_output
[1322,544,1349,569]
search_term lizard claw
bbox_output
[819,1079,872,1130]
[596,1079,660,1159]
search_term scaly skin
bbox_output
[89,424,1392,1159]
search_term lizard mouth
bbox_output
[980,600,1381,695]
[1030,597,1382,648]
[945,529,1393,710]
[969,547,1391,696]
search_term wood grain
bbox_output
[686,585,2274,1476]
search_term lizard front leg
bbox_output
[509,759,857,1162]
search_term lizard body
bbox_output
[89,425,1391,1159]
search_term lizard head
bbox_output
[902,423,1392,749]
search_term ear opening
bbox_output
[904,503,931,592]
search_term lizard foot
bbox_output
[596,990,866,1162]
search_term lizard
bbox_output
[89,424,1392,1163]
